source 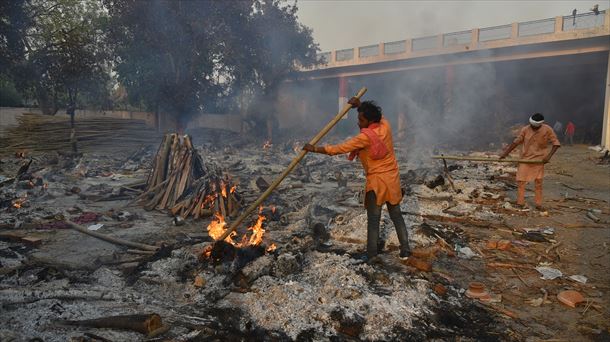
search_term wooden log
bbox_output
[66,221,158,251]
[432,155,543,164]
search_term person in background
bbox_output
[565,121,575,145]
[303,98,411,262]
[553,120,563,138]
[499,113,560,211]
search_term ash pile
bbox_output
[1,137,607,341]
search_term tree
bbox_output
[3,0,111,114]
[105,0,318,132]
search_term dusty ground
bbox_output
[0,138,608,341]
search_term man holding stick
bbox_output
[499,113,560,210]
[304,98,411,261]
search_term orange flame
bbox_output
[247,214,266,246]
[266,243,277,253]
[204,210,271,250]
[263,140,272,149]
[230,185,236,193]
[206,213,237,245]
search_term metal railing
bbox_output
[384,40,407,54]
[563,10,606,31]
[443,30,471,47]
[479,24,512,42]
[519,17,556,37]
[412,35,437,51]
[359,44,379,58]
[317,52,331,64]
[336,48,354,61]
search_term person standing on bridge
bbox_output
[303,98,411,262]
[499,113,560,211]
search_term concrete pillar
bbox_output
[511,22,519,39]
[379,42,385,57]
[437,34,444,49]
[554,16,563,33]
[602,52,610,150]
[470,28,479,49]
[338,76,348,113]
[405,39,412,55]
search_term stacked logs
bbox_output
[139,133,241,219]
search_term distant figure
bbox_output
[553,120,563,136]
[499,113,560,211]
[592,4,599,15]
[572,8,577,25]
[565,121,576,145]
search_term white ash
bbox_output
[141,247,197,281]
[221,251,429,340]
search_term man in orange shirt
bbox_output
[500,113,560,210]
[304,98,411,261]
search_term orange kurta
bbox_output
[323,118,402,206]
[513,124,560,182]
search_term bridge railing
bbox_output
[563,11,606,31]
[384,40,407,54]
[443,30,472,47]
[479,24,512,42]
[314,10,607,66]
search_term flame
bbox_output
[230,185,236,193]
[12,197,26,209]
[204,209,271,251]
[221,188,227,198]
[271,206,276,214]
[247,214,266,246]
[263,140,272,149]
[202,245,212,258]
[206,213,237,245]
[266,243,277,253]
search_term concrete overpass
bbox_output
[295,11,610,149]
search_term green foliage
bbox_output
[105,0,318,122]
[1,0,318,120]
[0,75,24,107]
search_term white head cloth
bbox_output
[529,116,544,127]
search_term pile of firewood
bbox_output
[139,133,241,219]
[0,113,160,154]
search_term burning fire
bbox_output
[263,140,272,149]
[205,210,270,250]
[221,183,227,198]
[12,196,27,209]
[266,243,277,253]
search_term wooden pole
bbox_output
[432,155,543,164]
[217,87,368,241]
[66,221,159,251]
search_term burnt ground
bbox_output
[0,139,608,341]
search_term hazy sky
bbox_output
[296,0,605,51]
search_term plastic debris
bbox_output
[87,223,104,231]
[457,246,477,259]
[535,266,563,280]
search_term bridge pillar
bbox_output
[602,52,610,150]
[338,76,348,113]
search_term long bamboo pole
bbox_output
[432,155,543,164]
[217,87,368,241]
